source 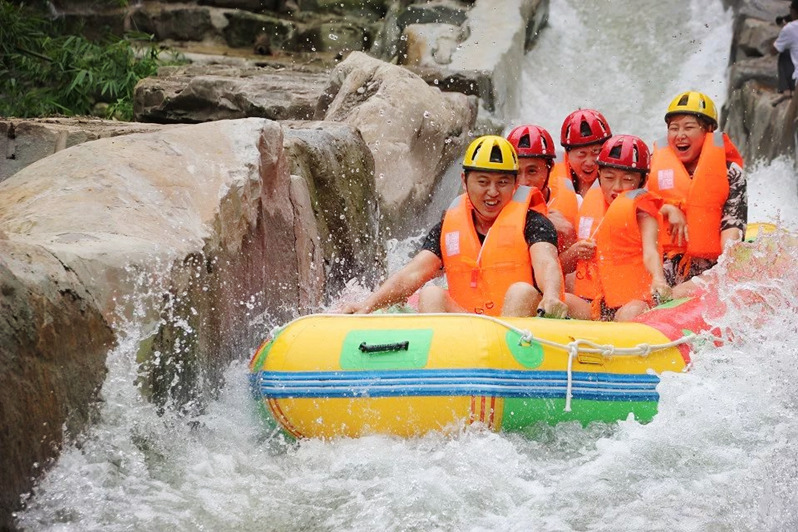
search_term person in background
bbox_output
[647,91,746,296]
[573,135,671,321]
[550,109,613,201]
[772,0,798,106]
[506,124,578,253]
[342,135,568,318]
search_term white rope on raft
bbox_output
[328,312,713,413]
[469,314,702,412]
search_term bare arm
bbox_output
[341,250,442,314]
[720,227,743,250]
[547,210,576,254]
[559,239,596,274]
[660,203,688,247]
[530,241,569,317]
[639,212,671,301]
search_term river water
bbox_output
[17,1,798,530]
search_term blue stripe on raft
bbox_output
[254,369,660,402]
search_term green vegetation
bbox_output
[0,2,163,120]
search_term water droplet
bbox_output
[328,33,339,41]
[423,111,431,118]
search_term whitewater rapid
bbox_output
[17,1,798,530]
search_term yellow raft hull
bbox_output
[249,312,691,438]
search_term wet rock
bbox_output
[254,33,273,55]
[316,51,477,237]
[724,0,798,164]
[396,1,469,30]
[402,22,467,67]
[369,1,405,61]
[445,0,546,119]
[128,4,215,42]
[723,79,794,164]
[198,0,278,12]
[729,55,778,90]
[0,116,385,418]
[0,239,114,531]
[292,20,371,53]
[298,0,389,20]
[282,121,384,297]
[0,118,171,183]
[221,10,294,50]
[134,64,329,123]
[734,16,779,59]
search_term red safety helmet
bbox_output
[506,125,557,161]
[560,109,612,148]
[597,134,651,177]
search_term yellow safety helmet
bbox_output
[664,91,718,128]
[462,135,518,173]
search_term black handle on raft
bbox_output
[358,341,409,353]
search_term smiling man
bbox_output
[647,91,747,289]
[342,135,568,318]
[550,109,613,201]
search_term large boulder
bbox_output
[128,4,215,42]
[134,64,329,123]
[282,121,384,297]
[723,79,795,164]
[0,118,326,405]
[0,118,170,183]
[0,118,385,513]
[723,0,798,164]
[402,22,468,67]
[315,51,477,236]
[0,239,114,531]
[445,0,546,120]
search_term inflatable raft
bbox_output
[249,223,781,439]
[248,298,708,438]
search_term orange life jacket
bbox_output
[528,186,549,217]
[547,176,579,229]
[573,187,607,300]
[647,131,733,260]
[596,189,664,309]
[550,160,572,195]
[440,186,535,316]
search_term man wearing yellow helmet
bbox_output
[647,91,747,292]
[342,135,568,318]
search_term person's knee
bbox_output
[418,285,447,313]
[614,300,649,322]
[502,282,541,317]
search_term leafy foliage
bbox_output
[0,2,162,120]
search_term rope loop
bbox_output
[600,344,615,357]
[518,330,535,345]
[636,343,652,357]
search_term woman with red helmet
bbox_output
[506,124,578,253]
[564,135,671,322]
[550,109,613,200]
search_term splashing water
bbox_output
[17,0,798,530]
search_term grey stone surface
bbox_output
[134,64,329,123]
[0,118,170,183]
[0,239,114,531]
[317,51,477,237]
